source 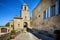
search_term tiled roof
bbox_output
[14,16,23,19]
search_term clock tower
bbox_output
[21,3,30,28]
[10,3,30,31]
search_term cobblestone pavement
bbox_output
[11,32,41,40]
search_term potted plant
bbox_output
[10,30,16,39]
[54,30,60,40]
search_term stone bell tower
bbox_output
[20,3,30,28]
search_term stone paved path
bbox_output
[11,32,41,40]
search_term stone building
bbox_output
[0,3,30,33]
[10,3,30,31]
[32,0,60,33]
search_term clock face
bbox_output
[18,20,20,22]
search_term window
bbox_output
[43,11,46,19]
[11,25,14,29]
[39,15,40,17]
[47,8,49,18]
[42,11,46,20]
[18,24,20,27]
[51,4,56,17]
[11,25,13,27]
[56,0,60,15]
[24,6,26,10]
[25,16,27,18]
[51,5,55,16]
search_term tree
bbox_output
[30,17,32,22]
[30,17,32,25]
[5,22,10,27]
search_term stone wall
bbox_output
[32,0,60,34]
[36,15,60,33]
[0,33,10,40]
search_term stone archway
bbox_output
[23,22,28,32]
[24,22,28,28]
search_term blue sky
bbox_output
[0,0,40,26]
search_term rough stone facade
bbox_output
[32,0,60,33]
[9,3,30,31]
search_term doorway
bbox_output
[24,22,28,28]
[1,28,7,33]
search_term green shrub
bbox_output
[7,38,10,40]
[11,30,16,34]
[7,34,10,40]
[54,30,60,34]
